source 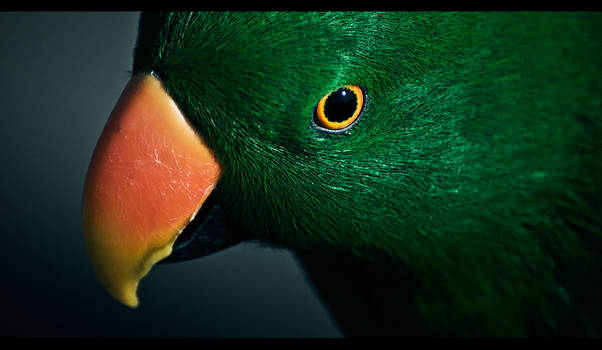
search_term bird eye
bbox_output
[313,85,364,131]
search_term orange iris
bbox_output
[315,84,364,130]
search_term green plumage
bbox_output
[132,12,602,336]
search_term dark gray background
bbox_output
[0,12,340,337]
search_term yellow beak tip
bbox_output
[116,289,140,308]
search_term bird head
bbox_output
[83,12,451,307]
[83,11,581,311]
[80,11,602,337]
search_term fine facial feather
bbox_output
[132,12,602,336]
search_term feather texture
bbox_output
[132,12,602,336]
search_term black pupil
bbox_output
[323,87,357,123]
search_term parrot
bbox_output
[81,12,602,337]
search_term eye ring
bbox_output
[313,85,364,132]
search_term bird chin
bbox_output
[159,191,242,264]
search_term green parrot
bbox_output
[82,12,602,337]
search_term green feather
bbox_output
[132,12,602,336]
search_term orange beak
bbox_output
[82,73,221,307]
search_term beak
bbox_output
[82,73,223,308]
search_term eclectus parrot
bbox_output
[82,12,602,336]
